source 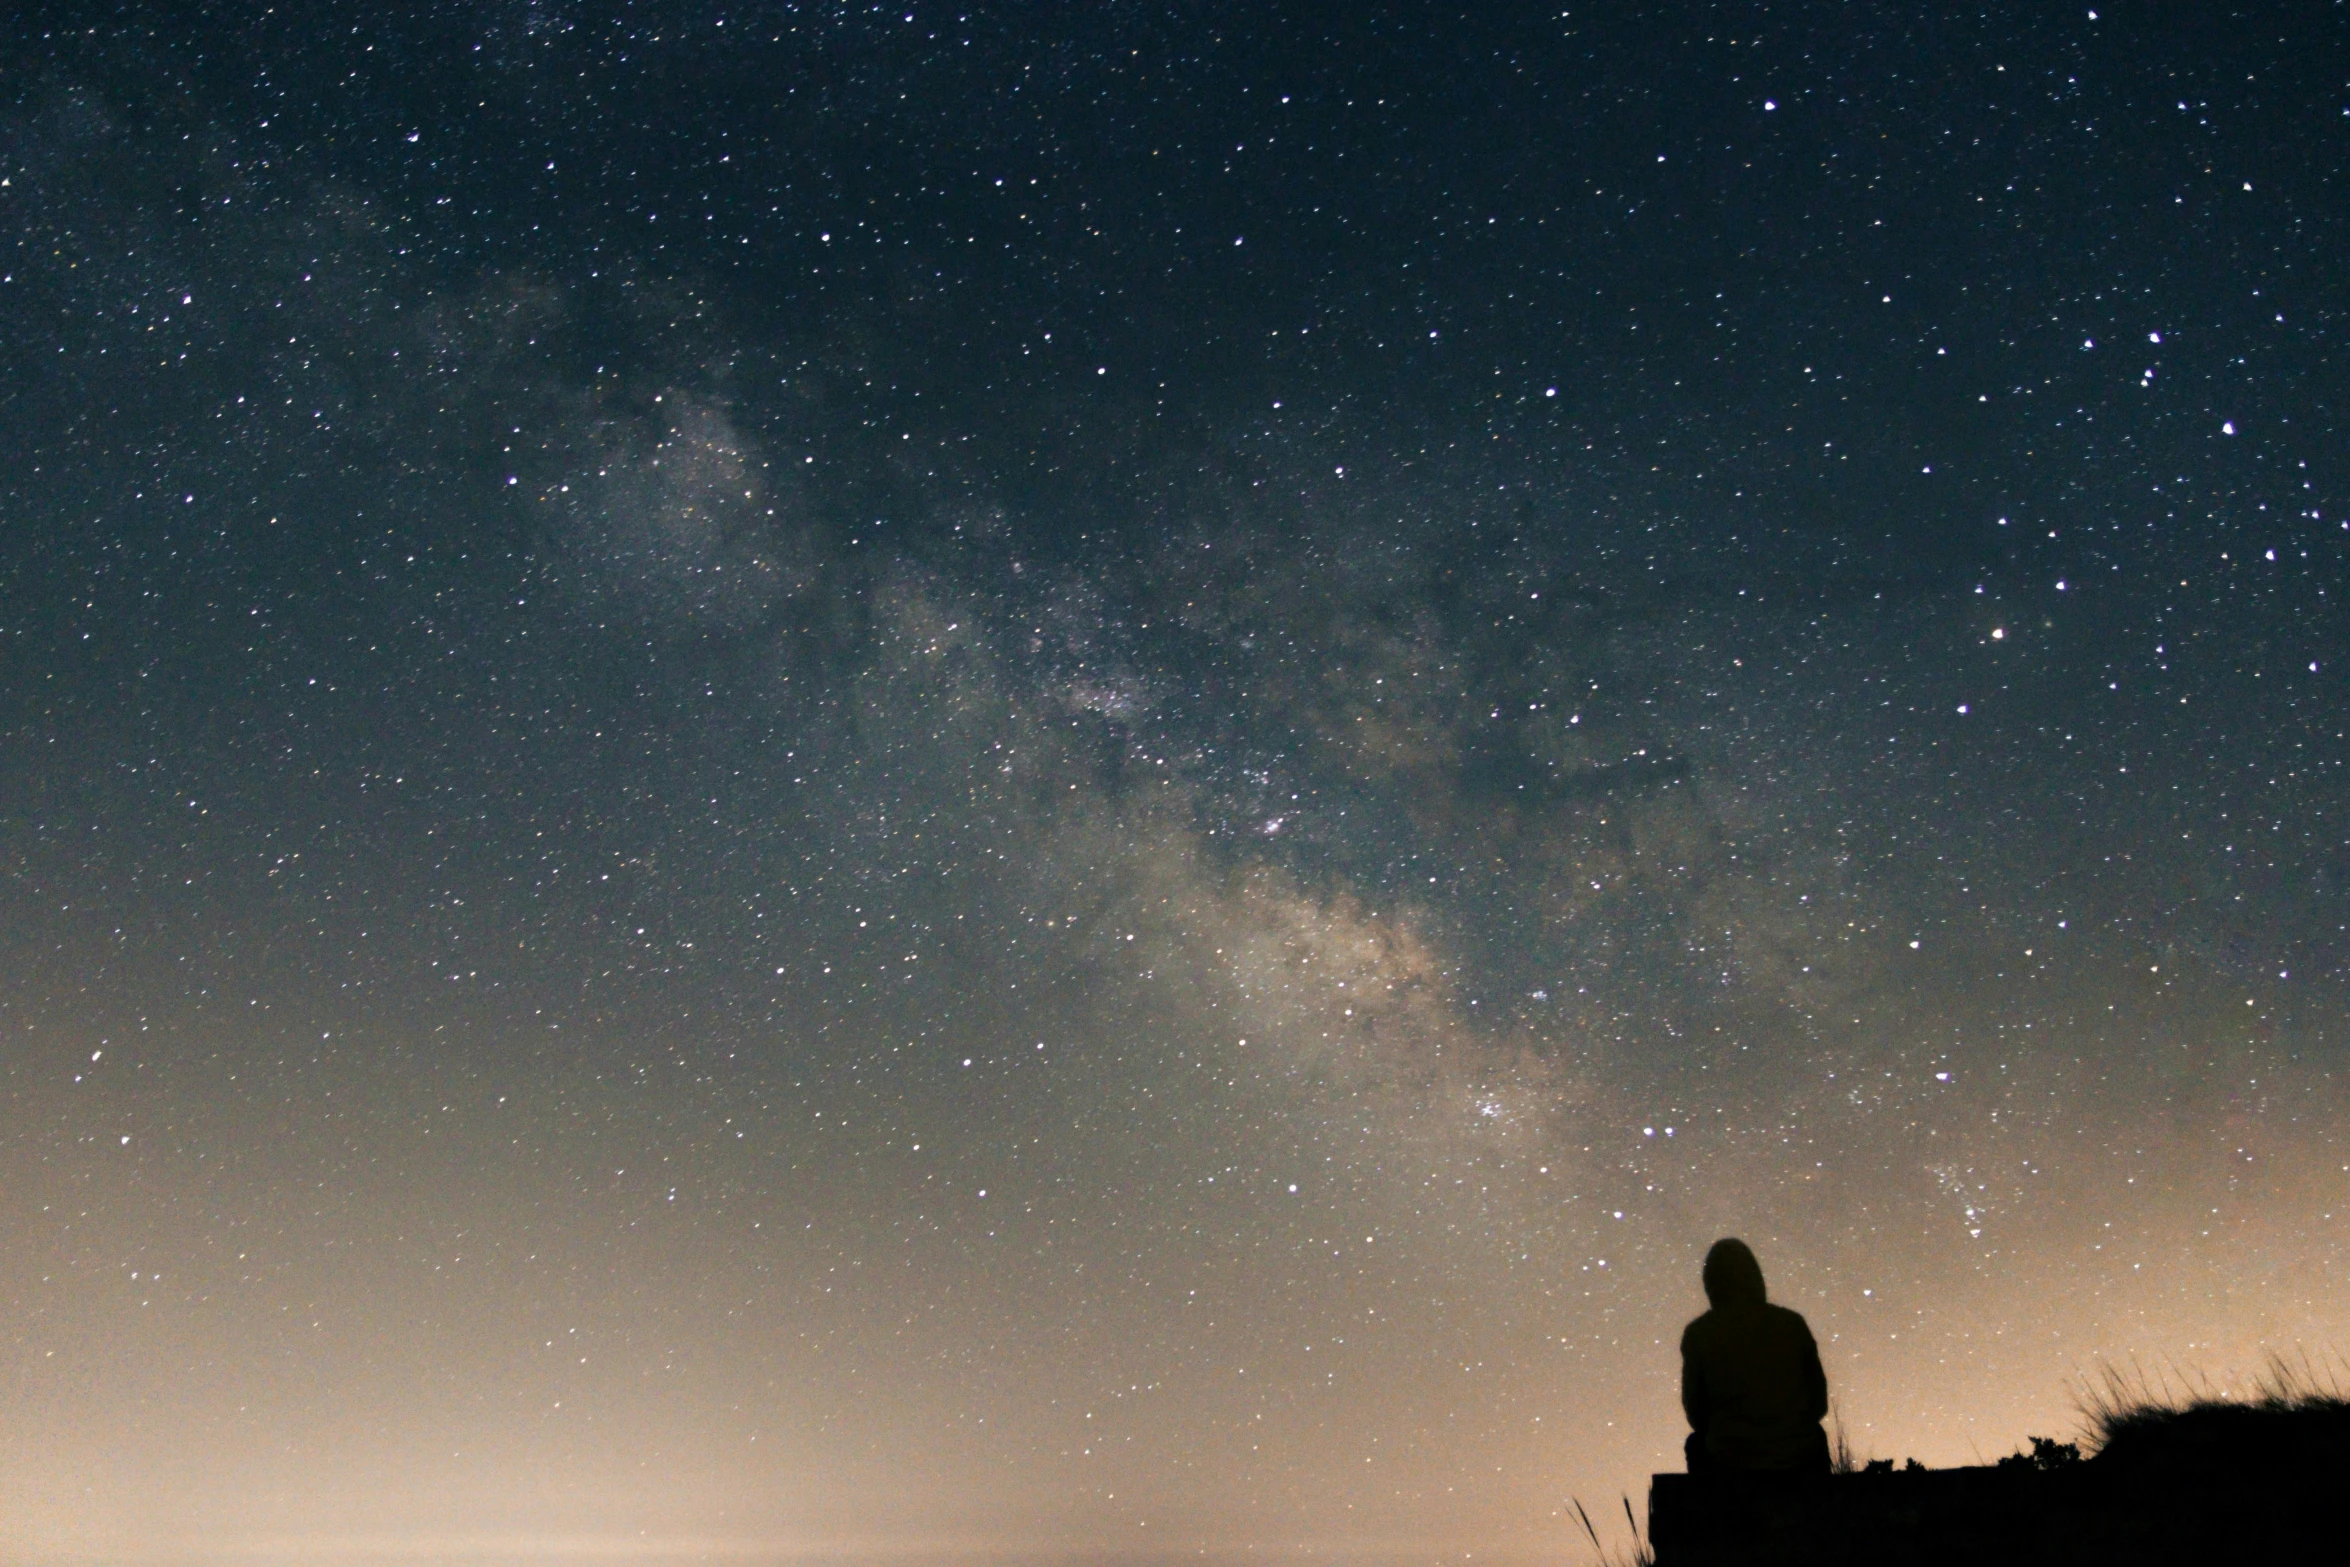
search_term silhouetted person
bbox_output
[1680,1238,1830,1475]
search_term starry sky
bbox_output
[3,3,2347,1562]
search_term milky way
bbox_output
[3,5,2346,1562]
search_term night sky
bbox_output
[4,3,2348,1562]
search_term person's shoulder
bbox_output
[1763,1302,1817,1339]
[1679,1310,1716,1351]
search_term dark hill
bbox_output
[1646,1394,2350,1566]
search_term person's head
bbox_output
[1701,1238,1767,1308]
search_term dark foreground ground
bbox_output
[1649,1401,2350,1566]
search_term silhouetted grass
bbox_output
[1827,1399,1859,1475]
[1570,1494,1654,1567]
[2074,1352,2350,1469]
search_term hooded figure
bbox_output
[1679,1238,1830,1474]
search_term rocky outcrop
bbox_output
[1648,1404,2347,1566]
